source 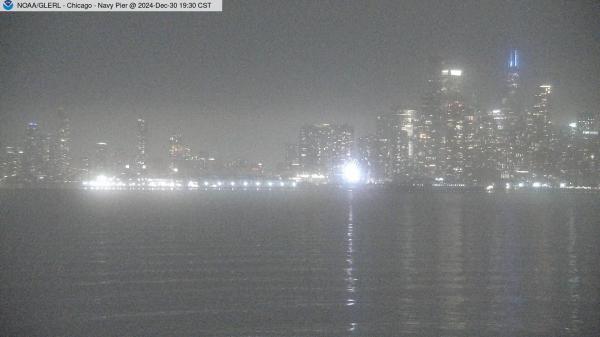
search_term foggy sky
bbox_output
[1,0,599,167]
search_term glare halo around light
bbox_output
[342,160,362,184]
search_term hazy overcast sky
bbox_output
[1,0,599,166]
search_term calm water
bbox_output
[1,189,599,336]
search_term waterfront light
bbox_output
[342,160,362,184]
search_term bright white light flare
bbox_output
[342,161,362,184]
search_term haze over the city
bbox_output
[1,0,599,166]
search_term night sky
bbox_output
[1,0,599,166]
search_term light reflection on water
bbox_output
[345,190,357,333]
[0,189,599,336]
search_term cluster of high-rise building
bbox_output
[166,134,264,179]
[1,50,599,188]
[1,109,72,184]
[284,50,599,187]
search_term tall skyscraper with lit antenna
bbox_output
[499,49,526,180]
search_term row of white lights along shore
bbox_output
[82,175,300,190]
[82,161,365,190]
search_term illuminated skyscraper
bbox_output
[415,65,474,183]
[372,114,391,181]
[525,84,553,178]
[473,108,502,183]
[56,108,71,180]
[376,108,415,181]
[22,122,45,183]
[439,68,470,181]
[498,49,526,179]
[93,142,109,174]
[284,143,299,171]
[2,146,23,182]
[572,111,599,185]
[414,67,444,180]
[356,134,377,182]
[298,123,353,176]
[135,118,148,175]
[169,134,185,173]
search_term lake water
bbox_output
[1,189,599,336]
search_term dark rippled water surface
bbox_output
[1,189,599,336]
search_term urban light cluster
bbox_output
[1,50,598,190]
[281,50,599,189]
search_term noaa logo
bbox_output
[3,0,14,10]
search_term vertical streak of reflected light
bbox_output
[346,190,358,333]
[566,206,581,332]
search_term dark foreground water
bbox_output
[1,189,599,336]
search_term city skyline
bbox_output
[2,49,598,165]
[2,48,599,188]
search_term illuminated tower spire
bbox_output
[508,49,519,72]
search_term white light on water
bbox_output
[342,161,362,184]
